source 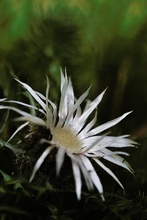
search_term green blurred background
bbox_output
[0,0,147,219]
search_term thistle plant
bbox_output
[0,70,136,200]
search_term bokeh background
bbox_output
[0,0,147,219]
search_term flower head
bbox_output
[0,70,136,200]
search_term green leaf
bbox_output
[0,170,11,182]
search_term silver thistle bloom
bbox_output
[0,71,136,200]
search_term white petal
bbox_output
[59,76,75,125]
[29,146,54,182]
[0,98,7,102]
[65,87,91,128]
[7,122,29,143]
[80,155,105,200]
[15,78,46,110]
[68,152,94,191]
[87,111,132,137]
[58,77,69,120]
[60,69,68,92]
[4,100,45,115]
[0,106,46,126]
[86,151,129,158]
[93,158,124,189]
[58,70,74,120]
[26,90,37,116]
[60,69,65,91]
[67,78,75,114]
[45,76,52,128]
[78,110,97,139]
[76,156,94,190]
[83,135,135,154]
[56,147,65,175]
[71,103,82,123]
[87,148,132,167]
[77,89,106,125]
[15,116,46,126]
[81,133,110,153]
[70,154,82,200]
[86,136,120,153]
[48,100,57,126]
[103,154,134,173]
[89,135,136,148]
[106,151,129,156]
[36,91,57,126]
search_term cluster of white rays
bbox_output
[0,71,136,200]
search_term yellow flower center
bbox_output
[51,126,82,154]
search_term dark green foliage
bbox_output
[0,173,147,220]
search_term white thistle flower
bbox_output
[0,70,136,200]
